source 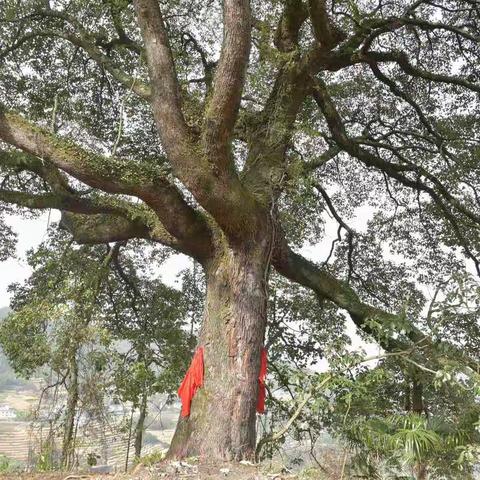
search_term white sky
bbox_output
[0,213,57,301]
[0,211,193,302]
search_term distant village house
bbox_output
[0,404,16,419]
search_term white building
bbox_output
[0,404,16,419]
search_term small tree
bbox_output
[0,231,113,468]
[0,230,191,465]
[102,242,192,458]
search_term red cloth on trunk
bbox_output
[178,346,204,417]
[178,346,268,417]
[256,347,268,414]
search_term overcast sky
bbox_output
[0,213,56,304]
[0,211,192,305]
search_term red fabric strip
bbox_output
[178,346,204,417]
[257,346,268,414]
[178,346,268,417]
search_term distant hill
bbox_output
[0,306,9,319]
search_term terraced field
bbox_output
[0,421,31,462]
[0,417,175,469]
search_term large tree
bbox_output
[0,0,479,461]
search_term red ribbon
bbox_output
[178,346,204,417]
[178,346,268,417]
[257,346,268,414]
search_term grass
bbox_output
[0,455,23,474]
[135,449,167,467]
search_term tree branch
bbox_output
[272,239,480,375]
[134,0,191,155]
[303,145,341,172]
[310,77,480,272]
[363,50,480,94]
[307,0,346,49]
[0,186,184,250]
[273,243,400,345]
[0,109,214,260]
[0,148,73,194]
[134,0,262,241]
[0,188,120,215]
[274,0,308,52]
[242,0,318,196]
[203,0,252,157]
[59,211,152,245]
[0,25,150,99]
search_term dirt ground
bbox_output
[0,460,323,480]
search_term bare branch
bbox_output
[363,50,480,93]
[313,183,353,234]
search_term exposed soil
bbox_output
[0,388,39,412]
[0,460,313,480]
[131,460,298,479]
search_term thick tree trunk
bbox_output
[168,235,271,461]
[412,380,424,414]
[134,391,148,458]
[414,463,428,480]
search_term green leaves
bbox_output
[454,444,480,471]
[0,304,51,377]
[344,412,476,477]
[0,229,193,450]
[390,417,441,463]
[0,215,17,261]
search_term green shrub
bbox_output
[0,455,23,473]
[136,449,166,466]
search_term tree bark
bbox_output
[412,380,424,414]
[168,233,271,461]
[414,463,428,480]
[62,352,79,469]
[134,390,148,459]
[411,379,427,480]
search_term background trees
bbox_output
[256,271,480,478]
[0,230,193,466]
